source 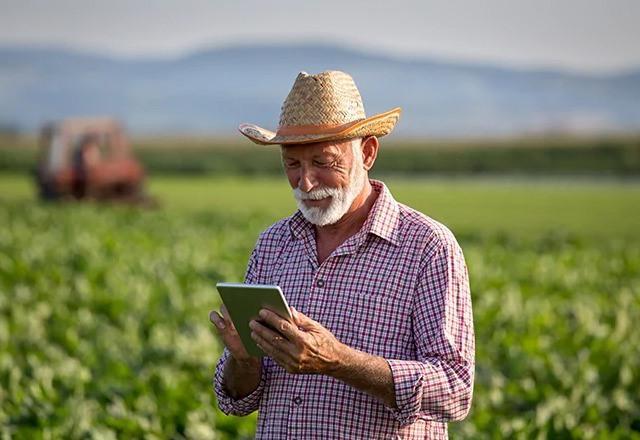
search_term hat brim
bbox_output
[238,107,401,146]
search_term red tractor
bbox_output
[36,118,154,205]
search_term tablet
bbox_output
[215,282,293,357]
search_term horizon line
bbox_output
[1,39,639,78]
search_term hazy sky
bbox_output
[2,0,639,73]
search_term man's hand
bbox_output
[209,304,262,400]
[209,304,258,364]
[251,307,397,408]
[249,307,346,375]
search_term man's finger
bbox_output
[251,327,296,366]
[249,318,285,343]
[250,319,297,353]
[251,327,278,356]
[220,304,237,331]
[258,308,299,340]
[210,309,254,361]
[209,310,225,330]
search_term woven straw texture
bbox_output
[279,71,366,126]
[239,70,401,145]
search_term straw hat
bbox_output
[239,70,401,145]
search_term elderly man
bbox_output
[209,71,475,439]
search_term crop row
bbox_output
[0,196,639,437]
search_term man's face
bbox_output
[281,138,366,226]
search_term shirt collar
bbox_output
[363,179,401,245]
[288,179,400,246]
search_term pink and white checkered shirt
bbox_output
[214,180,475,439]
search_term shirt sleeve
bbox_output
[213,348,266,416]
[213,244,267,416]
[386,237,475,425]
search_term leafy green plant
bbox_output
[0,176,639,438]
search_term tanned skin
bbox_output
[209,136,397,408]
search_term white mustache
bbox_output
[293,186,341,201]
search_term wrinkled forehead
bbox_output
[280,139,355,159]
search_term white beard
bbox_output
[293,161,367,227]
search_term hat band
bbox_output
[276,118,365,137]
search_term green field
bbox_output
[2,133,640,176]
[1,173,639,438]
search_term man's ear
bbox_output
[361,136,379,171]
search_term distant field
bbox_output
[1,173,639,438]
[2,173,639,240]
[1,134,639,176]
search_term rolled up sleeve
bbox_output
[213,348,266,416]
[387,238,475,425]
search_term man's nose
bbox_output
[297,166,316,192]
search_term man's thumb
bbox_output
[291,307,313,328]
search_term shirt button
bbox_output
[316,279,325,288]
[293,396,302,405]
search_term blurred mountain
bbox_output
[1,44,639,136]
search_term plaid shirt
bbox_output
[214,180,475,439]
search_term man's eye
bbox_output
[313,160,331,167]
[285,161,300,168]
